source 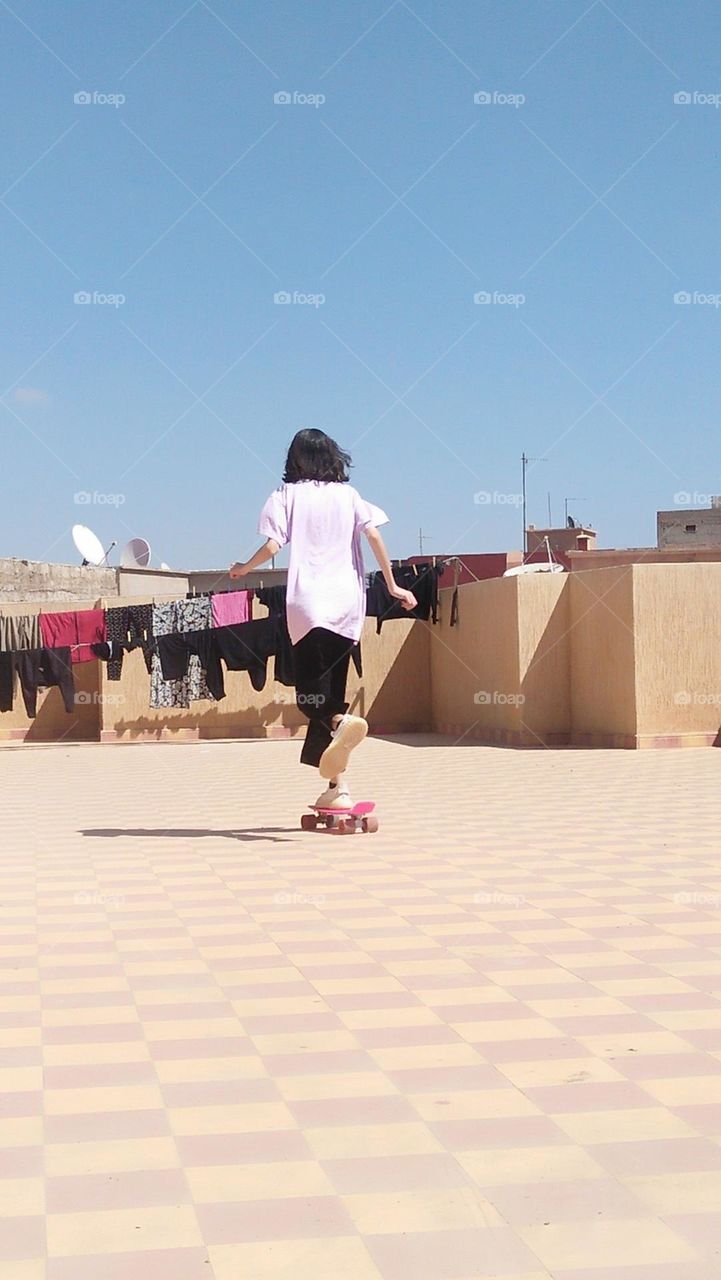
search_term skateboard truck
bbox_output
[301,800,378,834]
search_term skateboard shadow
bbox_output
[80,827,292,844]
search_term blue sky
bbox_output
[0,0,719,569]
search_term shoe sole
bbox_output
[318,718,368,780]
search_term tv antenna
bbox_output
[521,453,548,555]
[564,497,587,527]
[419,527,433,556]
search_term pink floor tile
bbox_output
[485,1176,647,1225]
[288,1095,417,1128]
[524,1080,656,1113]
[364,1226,541,1278]
[0,1216,44,1261]
[197,1194,354,1243]
[160,1078,280,1108]
[46,1167,190,1213]
[175,1130,311,1166]
[262,1050,375,1076]
[431,1116,569,1150]
[47,1248,213,1279]
[592,1136,721,1177]
[44,1109,170,1143]
[322,1152,468,1193]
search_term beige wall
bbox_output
[99,601,431,742]
[569,567,637,739]
[633,563,721,738]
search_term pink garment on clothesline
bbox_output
[211,590,253,628]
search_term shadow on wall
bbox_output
[111,699,307,739]
[521,585,571,745]
[24,661,101,742]
[363,622,432,732]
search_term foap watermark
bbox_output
[74,490,125,507]
[674,290,721,307]
[673,490,716,506]
[473,490,523,507]
[674,891,721,906]
[75,691,126,707]
[674,690,721,707]
[473,890,526,907]
[474,690,525,706]
[274,891,326,906]
[274,90,325,108]
[474,290,525,307]
[274,690,326,708]
[674,90,721,108]
[74,890,125,907]
[74,290,126,308]
[474,90,525,108]
[74,89,125,108]
[274,290,325,308]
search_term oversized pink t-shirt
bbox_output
[258,481,388,645]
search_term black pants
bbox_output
[293,627,355,768]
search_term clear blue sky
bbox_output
[1,0,718,568]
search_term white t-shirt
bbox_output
[258,481,388,645]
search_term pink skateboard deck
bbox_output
[301,801,378,833]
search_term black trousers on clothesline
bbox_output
[293,627,355,769]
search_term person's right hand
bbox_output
[390,585,417,610]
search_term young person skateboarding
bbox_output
[230,429,416,810]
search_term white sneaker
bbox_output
[318,714,368,780]
[313,783,353,810]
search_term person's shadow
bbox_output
[80,827,292,844]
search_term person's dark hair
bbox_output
[282,428,351,484]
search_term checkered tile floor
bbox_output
[4,734,721,1278]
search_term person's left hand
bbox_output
[229,562,246,580]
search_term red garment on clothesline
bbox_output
[39,609,107,663]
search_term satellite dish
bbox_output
[72,524,115,567]
[160,561,171,571]
[120,537,152,569]
[504,563,565,577]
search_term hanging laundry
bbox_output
[0,614,41,652]
[211,590,253,628]
[365,562,443,633]
[150,599,214,708]
[12,648,75,717]
[157,630,225,702]
[104,604,154,680]
[215,617,279,692]
[39,609,106,663]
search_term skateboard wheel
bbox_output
[363,816,379,833]
[301,814,317,831]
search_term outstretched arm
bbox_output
[229,538,280,579]
[364,526,416,609]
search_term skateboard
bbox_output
[301,800,378,834]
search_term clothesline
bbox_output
[0,564,445,720]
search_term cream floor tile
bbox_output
[209,1236,382,1280]
[457,1145,606,1187]
[342,1187,503,1234]
[554,1107,695,1144]
[187,1160,334,1202]
[519,1216,699,1270]
[169,1101,296,1135]
[305,1122,443,1160]
[47,1204,203,1256]
[45,1136,181,1177]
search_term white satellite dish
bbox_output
[504,562,565,577]
[120,537,152,569]
[160,561,171,571]
[72,524,115,567]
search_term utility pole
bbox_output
[521,452,548,556]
